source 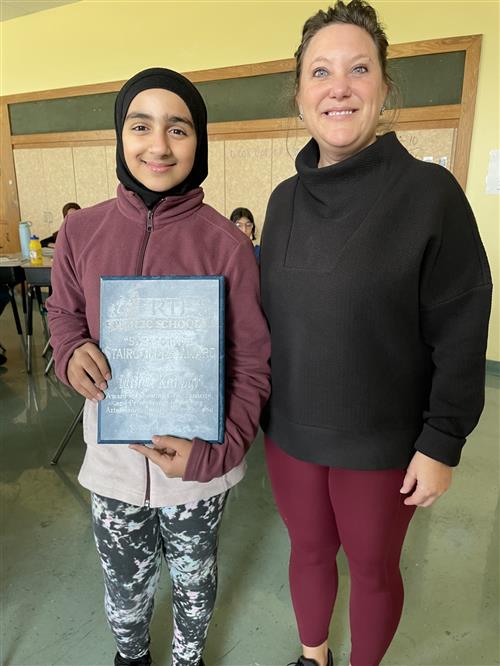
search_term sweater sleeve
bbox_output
[46,222,99,386]
[414,171,492,466]
[183,241,271,482]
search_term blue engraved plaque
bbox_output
[98,276,224,444]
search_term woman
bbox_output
[259,2,492,665]
[230,207,260,262]
[47,68,270,666]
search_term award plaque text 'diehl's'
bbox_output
[98,276,224,444]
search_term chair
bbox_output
[0,265,27,356]
[50,402,85,465]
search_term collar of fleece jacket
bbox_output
[115,183,205,227]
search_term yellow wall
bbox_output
[1,0,499,359]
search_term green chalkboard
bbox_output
[387,51,465,108]
[9,50,466,135]
[198,72,295,122]
[10,92,118,135]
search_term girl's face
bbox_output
[235,217,254,239]
[122,88,197,192]
[296,23,387,167]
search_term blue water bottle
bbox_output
[19,221,32,259]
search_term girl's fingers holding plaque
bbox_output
[129,443,177,476]
[86,344,112,381]
[68,342,110,399]
[129,436,194,478]
[152,435,193,455]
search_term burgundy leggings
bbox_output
[265,436,415,666]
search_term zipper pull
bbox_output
[146,209,153,232]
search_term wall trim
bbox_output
[11,106,461,149]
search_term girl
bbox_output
[47,68,270,666]
[229,207,260,262]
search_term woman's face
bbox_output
[235,217,254,239]
[296,23,387,167]
[122,88,197,192]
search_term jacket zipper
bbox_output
[136,209,154,275]
[138,207,155,508]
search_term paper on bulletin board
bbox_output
[396,128,456,171]
[486,149,500,195]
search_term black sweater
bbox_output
[260,132,492,469]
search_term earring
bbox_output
[380,104,386,115]
[298,111,304,121]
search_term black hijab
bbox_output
[114,67,208,208]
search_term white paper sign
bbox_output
[486,149,500,195]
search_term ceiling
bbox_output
[1,0,80,22]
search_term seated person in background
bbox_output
[230,207,260,262]
[41,201,81,248]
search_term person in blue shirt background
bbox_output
[230,207,260,262]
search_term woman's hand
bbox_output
[400,451,452,507]
[129,436,193,478]
[67,342,111,400]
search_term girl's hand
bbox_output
[400,451,452,507]
[129,436,193,478]
[67,342,111,400]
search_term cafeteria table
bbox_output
[0,255,27,355]
[0,254,52,372]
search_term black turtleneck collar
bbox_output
[295,132,400,212]
[280,132,407,271]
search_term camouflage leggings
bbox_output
[91,491,228,666]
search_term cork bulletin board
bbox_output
[11,128,458,244]
[397,128,457,171]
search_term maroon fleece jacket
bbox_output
[46,185,271,482]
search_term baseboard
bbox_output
[486,359,500,376]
